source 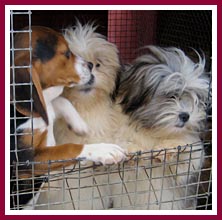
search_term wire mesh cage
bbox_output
[9,10,212,210]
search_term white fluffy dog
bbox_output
[35,23,210,210]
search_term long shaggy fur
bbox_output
[35,23,210,210]
[118,46,209,136]
[64,22,120,95]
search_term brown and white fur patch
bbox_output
[10,26,126,210]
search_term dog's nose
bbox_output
[87,62,93,71]
[179,112,190,123]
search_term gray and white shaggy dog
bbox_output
[35,23,210,210]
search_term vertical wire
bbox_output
[146,151,152,209]
[120,162,125,208]
[26,10,36,209]
[77,161,81,210]
[91,164,94,210]
[47,161,51,209]
[204,70,212,210]
[62,166,65,209]
[31,160,35,209]
[184,145,193,208]
[106,164,111,209]
[133,153,139,208]
[145,150,159,209]
[159,149,167,209]
[10,10,20,210]
[195,146,205,209]
[205,169,212,209]
[170,146,181,209]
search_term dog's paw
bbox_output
[68,116,89,136]
[78,143,126,165]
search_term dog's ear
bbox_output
[10,65,48,125]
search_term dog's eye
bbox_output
[64,50,71,59]
[96,63,100,68]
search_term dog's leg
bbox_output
[52,96,88,135]
[43,86,64,103]
[78,143,126,165]
[44,101,56,146]
[42,86,68,145]
[21,143,126,176]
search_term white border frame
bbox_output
[5,5,217,216]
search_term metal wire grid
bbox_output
[10,144,212,210]
[108,10,212,70]
[10,10,34,210]
[9,10,212,210]
[108,10,158,63]
[156,11,212,52]
[10,10,33,130]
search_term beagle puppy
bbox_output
[10,26,125,209]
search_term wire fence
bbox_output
[9,10,212,210]
[10,144,212,210]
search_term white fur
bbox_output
[17,117,47,133]
[19,84,127,210]
[75,56,92,86]
[16,86,89,146]
[45,86,86,146]
[44,86,63,146]
[77,143,126,165]
[16,86,64,145]
[52,96,88,135]
[64,22,120,94]
[35,24,209,210]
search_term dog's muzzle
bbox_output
[85,62,95,86]
[74,57,94,86]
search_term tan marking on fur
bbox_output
[33,47,80,89]
[20,129,47,148]
[13,26,87,177]
[14,26,81,90]
[19,128,84,177]
[33,143,83,174]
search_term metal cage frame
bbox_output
[9,10,212,211]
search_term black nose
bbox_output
[179,112,190,123]
[87,62,93,71]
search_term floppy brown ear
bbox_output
[10,64,48,125]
